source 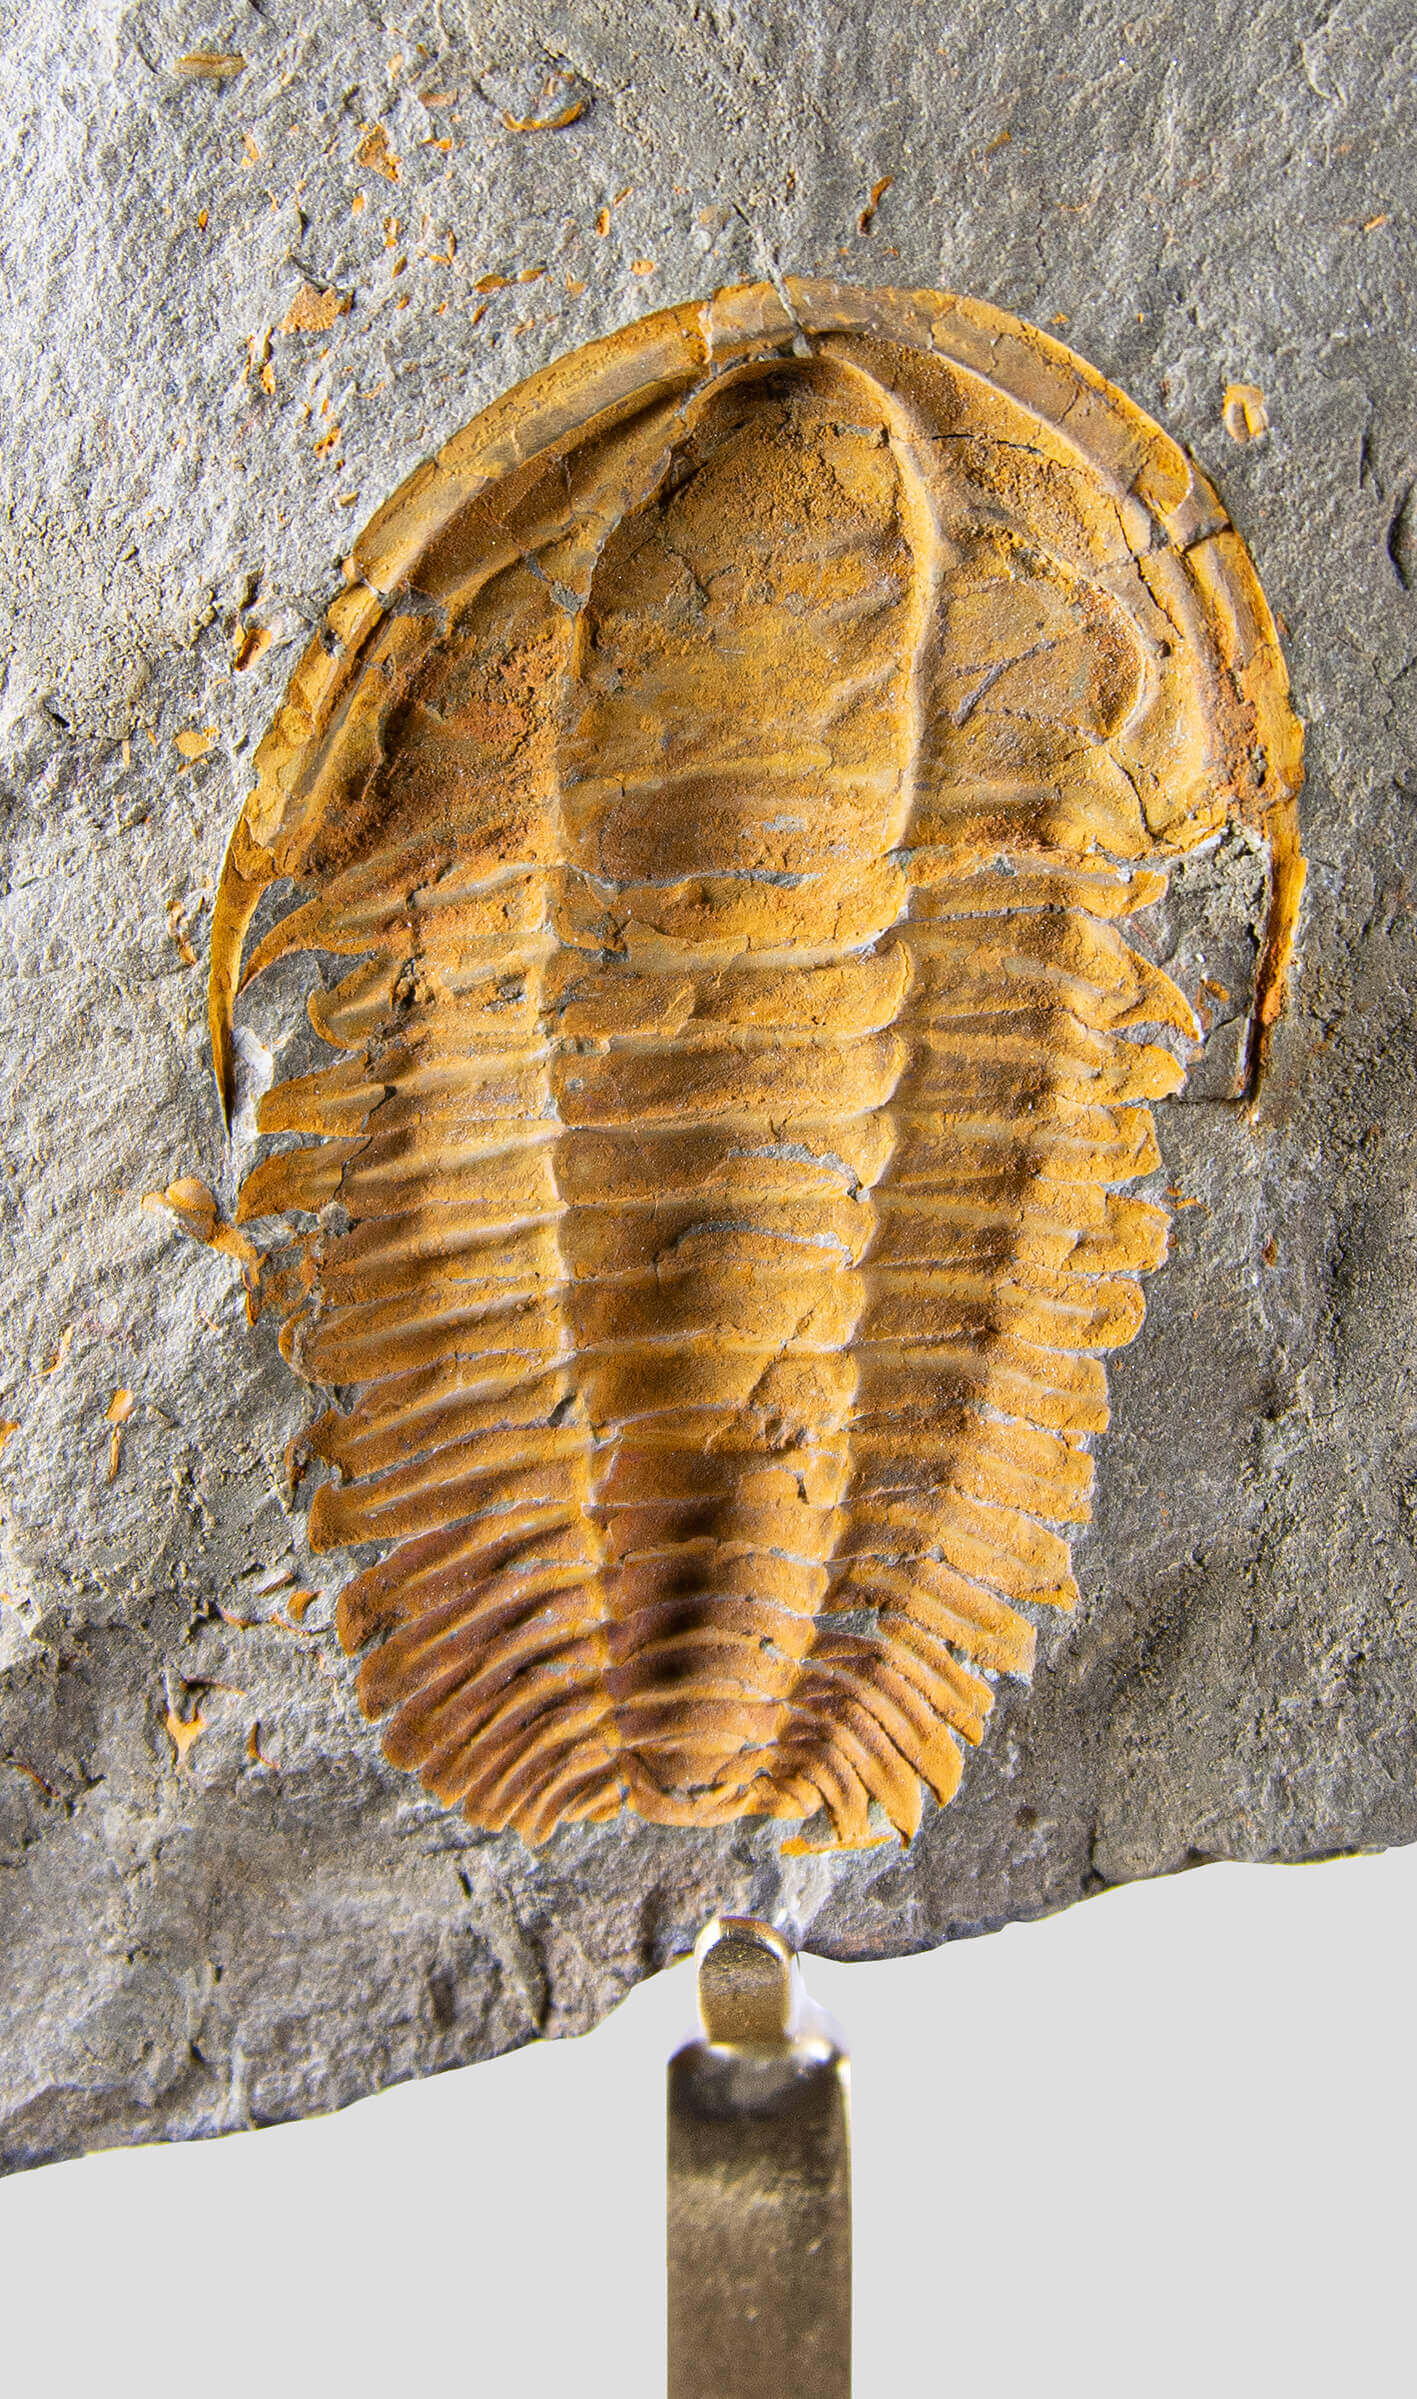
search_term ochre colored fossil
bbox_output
[209,281,1303,1848]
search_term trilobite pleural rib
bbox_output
[211,281,1303,1848]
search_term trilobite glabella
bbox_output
[209,280,1303,1849]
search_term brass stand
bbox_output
[667,1919,851,2398]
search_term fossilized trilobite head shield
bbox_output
[210,280,1303,1849]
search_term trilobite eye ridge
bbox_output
[213,279,1302,1847]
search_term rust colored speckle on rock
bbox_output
[1223,381,1271,442]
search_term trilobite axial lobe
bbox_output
[210,281,1303,1847]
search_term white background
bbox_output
[3,1845,1412,2397]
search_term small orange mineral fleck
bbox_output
[356,122,401,181]
[1223,382,1270,443]
[280,281,351,334]
[105,1388,135,1482]
[166,1702,207,1763]
[857,175,894,234]
[175,51,245,79]
[233,623,272,672]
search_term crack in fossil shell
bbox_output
[208,279,1304,1849]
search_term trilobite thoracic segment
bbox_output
[214,282,1303,1847]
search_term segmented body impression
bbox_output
[209,282,1303,1847]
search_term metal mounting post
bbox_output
[667,1917,851,2399]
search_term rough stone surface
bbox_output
[1,0,1412,2174]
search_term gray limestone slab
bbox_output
[1,0,1413,2172]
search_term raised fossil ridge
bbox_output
[207,279,1303,1848]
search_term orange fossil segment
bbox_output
[210,279,1303,1849]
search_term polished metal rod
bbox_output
[667,1917,851,2399]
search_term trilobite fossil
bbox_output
[208,280,1304,1848]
